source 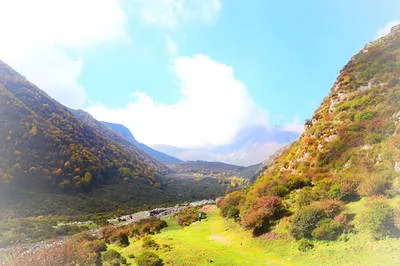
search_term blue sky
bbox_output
[1,0,400,153]
[81,0,400,126]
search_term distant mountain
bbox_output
[154,125,299,166]
[167,160,262,180]
[101,122,182,164]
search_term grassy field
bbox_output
[109,199,400,266]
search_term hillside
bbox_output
[218,25,400,241]
[0,61,230,218]
[101,121,182,164]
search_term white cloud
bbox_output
[0,0,127,108]
[375,20,400,39]
[281,116,304,134]
[135,0,222,27]
[87,54,269,148]
[165,35,178,55]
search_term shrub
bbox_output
[355,110,378,121]
[108,228,130,247]
[312,218,344,240]
[357,175,389,196]
[130,217,167,238]
[101,249,127,266]
[242,196,286,236]
[394,206,400,231]
[218,191,245,219]
[142,236,159,249]
[360,198,396,239]
[290,206,327,239]
[286,176,311,190]
[295,187,321,209]
[175,207,206,226]
[312,199,344,218]
[297,239,314,252]
[136,251,163,266]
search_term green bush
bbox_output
[142,236,159,249]
[394,206,400,231]
[312,218,344,240]
[218,191,245,219]
[175,207,206,226]
[101,249,126,266]
[355,110,378,121]
[295,187,321,209]
[290,206,327,239]
[357,175,389,196]
[297,239,314,252]
[136,251,163,266]
[130,217,167,238]
[360,198,396,239]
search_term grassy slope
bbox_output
[110,199,400,266]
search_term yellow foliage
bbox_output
[29,125,38,136]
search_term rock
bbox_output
[324,134,338,143]
[395,162,400,172]
[362,144,373,150]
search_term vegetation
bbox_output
[359,197,398,239]
[105,207,400,265]
[175,207,207,226]
[135,251,163,266]
[102,249,127,265]
[218,23,400,243]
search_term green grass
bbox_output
[109,199,400,266]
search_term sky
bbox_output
[1,0,400,154]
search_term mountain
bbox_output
[0,61,228,218]
[153,125,299,166]
[101,121,182,164]
[167,160,263,181]
[222,25,400,235]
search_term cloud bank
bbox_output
[87,54,270,148]
[135,0,222,28]
[0,0,127,108]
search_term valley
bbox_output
[0,4,399,265]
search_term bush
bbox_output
[142,236,159,249]
[101,249,127,266]
[290,206,327,239]
[357,175,389,196]
[360,198,396,239]
[218,191,245,219]
[394,206,400,231]
[355,110,378,121]
[242,196,286,236]
[175,207,206,226]
[313,199,344,218]
[297,239,314,252]
[130,217,167,238]
[295,187,321,209]
[108,228,130,247]
[136,251,163,266]
[312,218,344,240]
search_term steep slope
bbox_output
[253,25,400,195]
[70,110,170,171]
[0,61,231,218]
[221,25,400,236]
[101,121,182,163]
[0,61,165,188]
